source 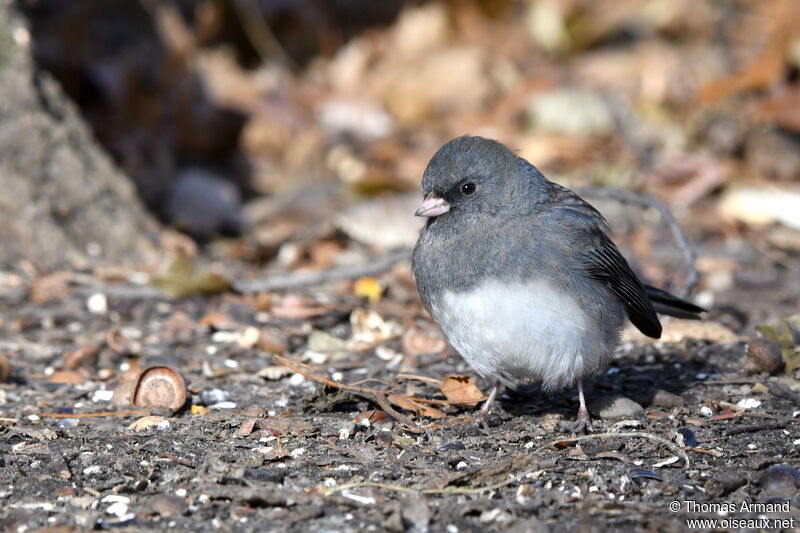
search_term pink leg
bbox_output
[573,379,592,432]
[476,381,501,425]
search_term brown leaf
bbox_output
[387,392,446,419]
[63,346,100,371]
[49,370,88,385]
[234,418,257,438]
[440,375,484,406]
[29,272,71,304]
[270,295,330,320]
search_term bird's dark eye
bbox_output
[460,182,476,195]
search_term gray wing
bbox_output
[547,184,662,338]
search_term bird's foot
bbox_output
[473,380,501,427]
[569,406,593,434]
[474,410,491,428]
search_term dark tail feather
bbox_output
[644,285,706,320]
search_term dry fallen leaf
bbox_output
[63,346,100,371]
[387,392,446,419]
[440,375,485,406]
[49,370,88,385]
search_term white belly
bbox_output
[431,279,609,391]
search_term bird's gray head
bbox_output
[415,136,547,221]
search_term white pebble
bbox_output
[290,447,305,458]
[86,293,108,314]
[92,389,114,403]
[700,406,714,417]
[736,398,762,409]
[208,402,237,410]
[288,373,306,386]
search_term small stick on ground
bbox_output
[273,354,424,433]
[234,248,410,293]
[38,409,152,418]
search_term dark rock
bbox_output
[759,465,800,496]
[743,338,784,375]
[704,470,748,497]
[652,389,685,408]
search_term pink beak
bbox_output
[415,194,450,217]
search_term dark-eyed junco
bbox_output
[412,136,705,430]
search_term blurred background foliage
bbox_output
[17,0,800,263]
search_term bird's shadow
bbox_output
[496,340,738,420]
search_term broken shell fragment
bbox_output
[130,366,187,413]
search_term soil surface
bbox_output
[1,236,799,533]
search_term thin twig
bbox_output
[322,431,689,496]
[272,354,423,433]
[234,248,411,293]
[576,187,700,298]
[37,409,151,418]
[233,0,297,70]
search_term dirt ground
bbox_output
[2,230,799,532]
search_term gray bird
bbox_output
[411,136,705,430]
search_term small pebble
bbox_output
[759,465,800,496]
[208,401,236,410]
[652,389,685,408]
[700,406,714,417]
[288,373,305,386]
[241,405,267,418]
[743,338,784,375]
[588,395,644,420]
[200,389,230,405]
[86,293,108,314]
[436,442,467,452]
[736,398,762,409]
[92,389,114,403]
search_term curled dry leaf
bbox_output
[64,346,100,371]
[402,325,447,356]
[0,352,10,383]
[49,369,89,385]
[257,365,292,380]
[128,416,171,432]
[354,409,393,427]
[440,375,485,406]
[234,418,257,438]
[200,312,240,331]
[271,295,330,320]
